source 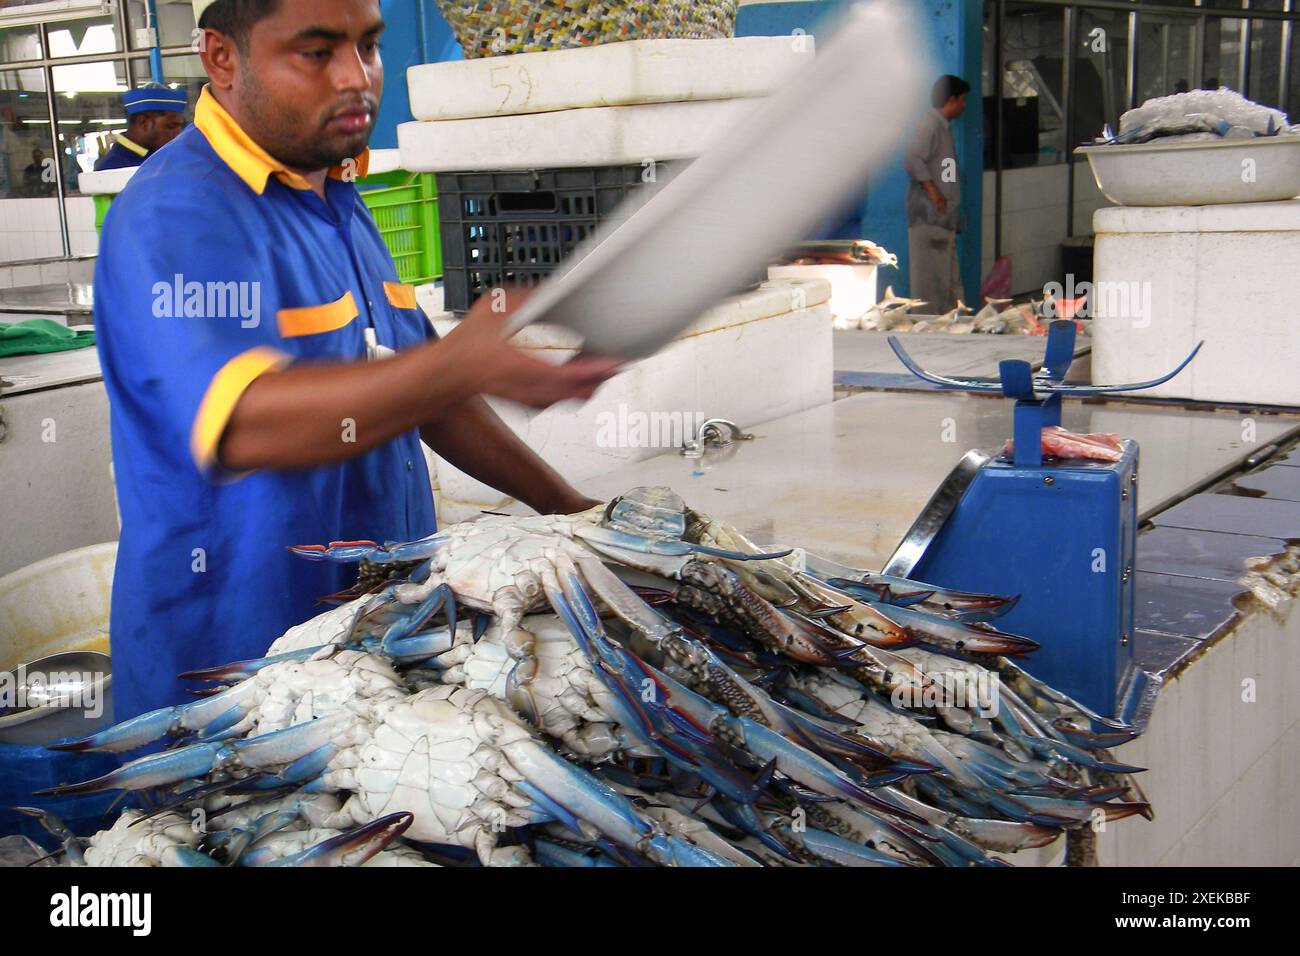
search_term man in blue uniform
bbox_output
[95,0,620,721]
[94,84,188,171]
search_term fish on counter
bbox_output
[776,238,899,269]
[859,285,926,331]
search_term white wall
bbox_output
[0,196,98,265]
[981,162,1110,296]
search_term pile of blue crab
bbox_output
[31,487,1150,867]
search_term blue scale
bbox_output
[881,322,1200,720]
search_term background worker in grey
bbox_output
[904,75,970,312]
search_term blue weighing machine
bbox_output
[881,321,1200,721]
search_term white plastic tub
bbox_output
[1076,136,1300,206]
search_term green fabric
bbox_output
[0,319,95,358]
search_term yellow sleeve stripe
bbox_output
[383,281,418,310]
[190,346,292,477]
[276,291,359,338]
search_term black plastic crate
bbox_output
[436,163,682,315]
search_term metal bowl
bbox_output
[1075,136,1300,206]
[0,651,113,747]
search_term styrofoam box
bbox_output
[426,278,833,523]
[76,166,135,195]
[767,263,879,323]
[364,148,402,175]
[407,37,815,122]
[1092,200,1300,406]
[398,98,759,172]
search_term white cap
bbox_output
[192,0,216,25]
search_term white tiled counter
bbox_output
[423,278,834,523]
[1094,592,1300,866]
[1093,200,1300,407]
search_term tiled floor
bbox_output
[1152,493,1300,540]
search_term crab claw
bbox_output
[508,734,734,867]
[787,605,914,651]
[577,524,794,563]
[378,584,457,653]
[179,646,322,683]
[37,714,350,796]
[1052,720,1141,750]
[288,532,445,564]
[828,575,1021,622]
[256,812,415,868]
[49,684,258,753]
[862,603,1040,657]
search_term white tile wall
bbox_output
[981,164,1110,296]
[429,297,834,524]
[0,197,99,265]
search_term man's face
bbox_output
[138,112,186,151]
[229,0,384,173]
[946,93,969,121]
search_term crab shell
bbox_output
[442,614,621,761]
[83,809,203,867]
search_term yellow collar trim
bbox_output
[193,85,369,195]
[114,133,149,157]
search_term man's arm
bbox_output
[420,397,600,516]
[219,296,620,473]
[902,117,946,213]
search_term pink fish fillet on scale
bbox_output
[1003,426,1124,462]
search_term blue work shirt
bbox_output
[95,86,437,722]
[94,133,150,171]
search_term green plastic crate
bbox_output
[91,169,441,286]
[357,169,442,286]
[93,193,113,232]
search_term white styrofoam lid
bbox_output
[407,36,815,122]
[398,98,757,172]
[77,166,136,195]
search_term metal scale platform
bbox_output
[880,321,1201,721]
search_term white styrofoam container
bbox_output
[427,279,834,523]
[398,98,759,172]
[365,147,402,175]
[76,166,135,195]
[407,37,815,122]
[1092,199,1300,406]
[0,542,116,744]
[1076,136,1300,206]
[767,263,879,324]
[0,543,114,673]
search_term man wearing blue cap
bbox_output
[94,83,188,171]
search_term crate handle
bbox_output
[494,190,558,215]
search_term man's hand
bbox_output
[441,290,622,409]
[922,181,947,214]
[219,288,621,473]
